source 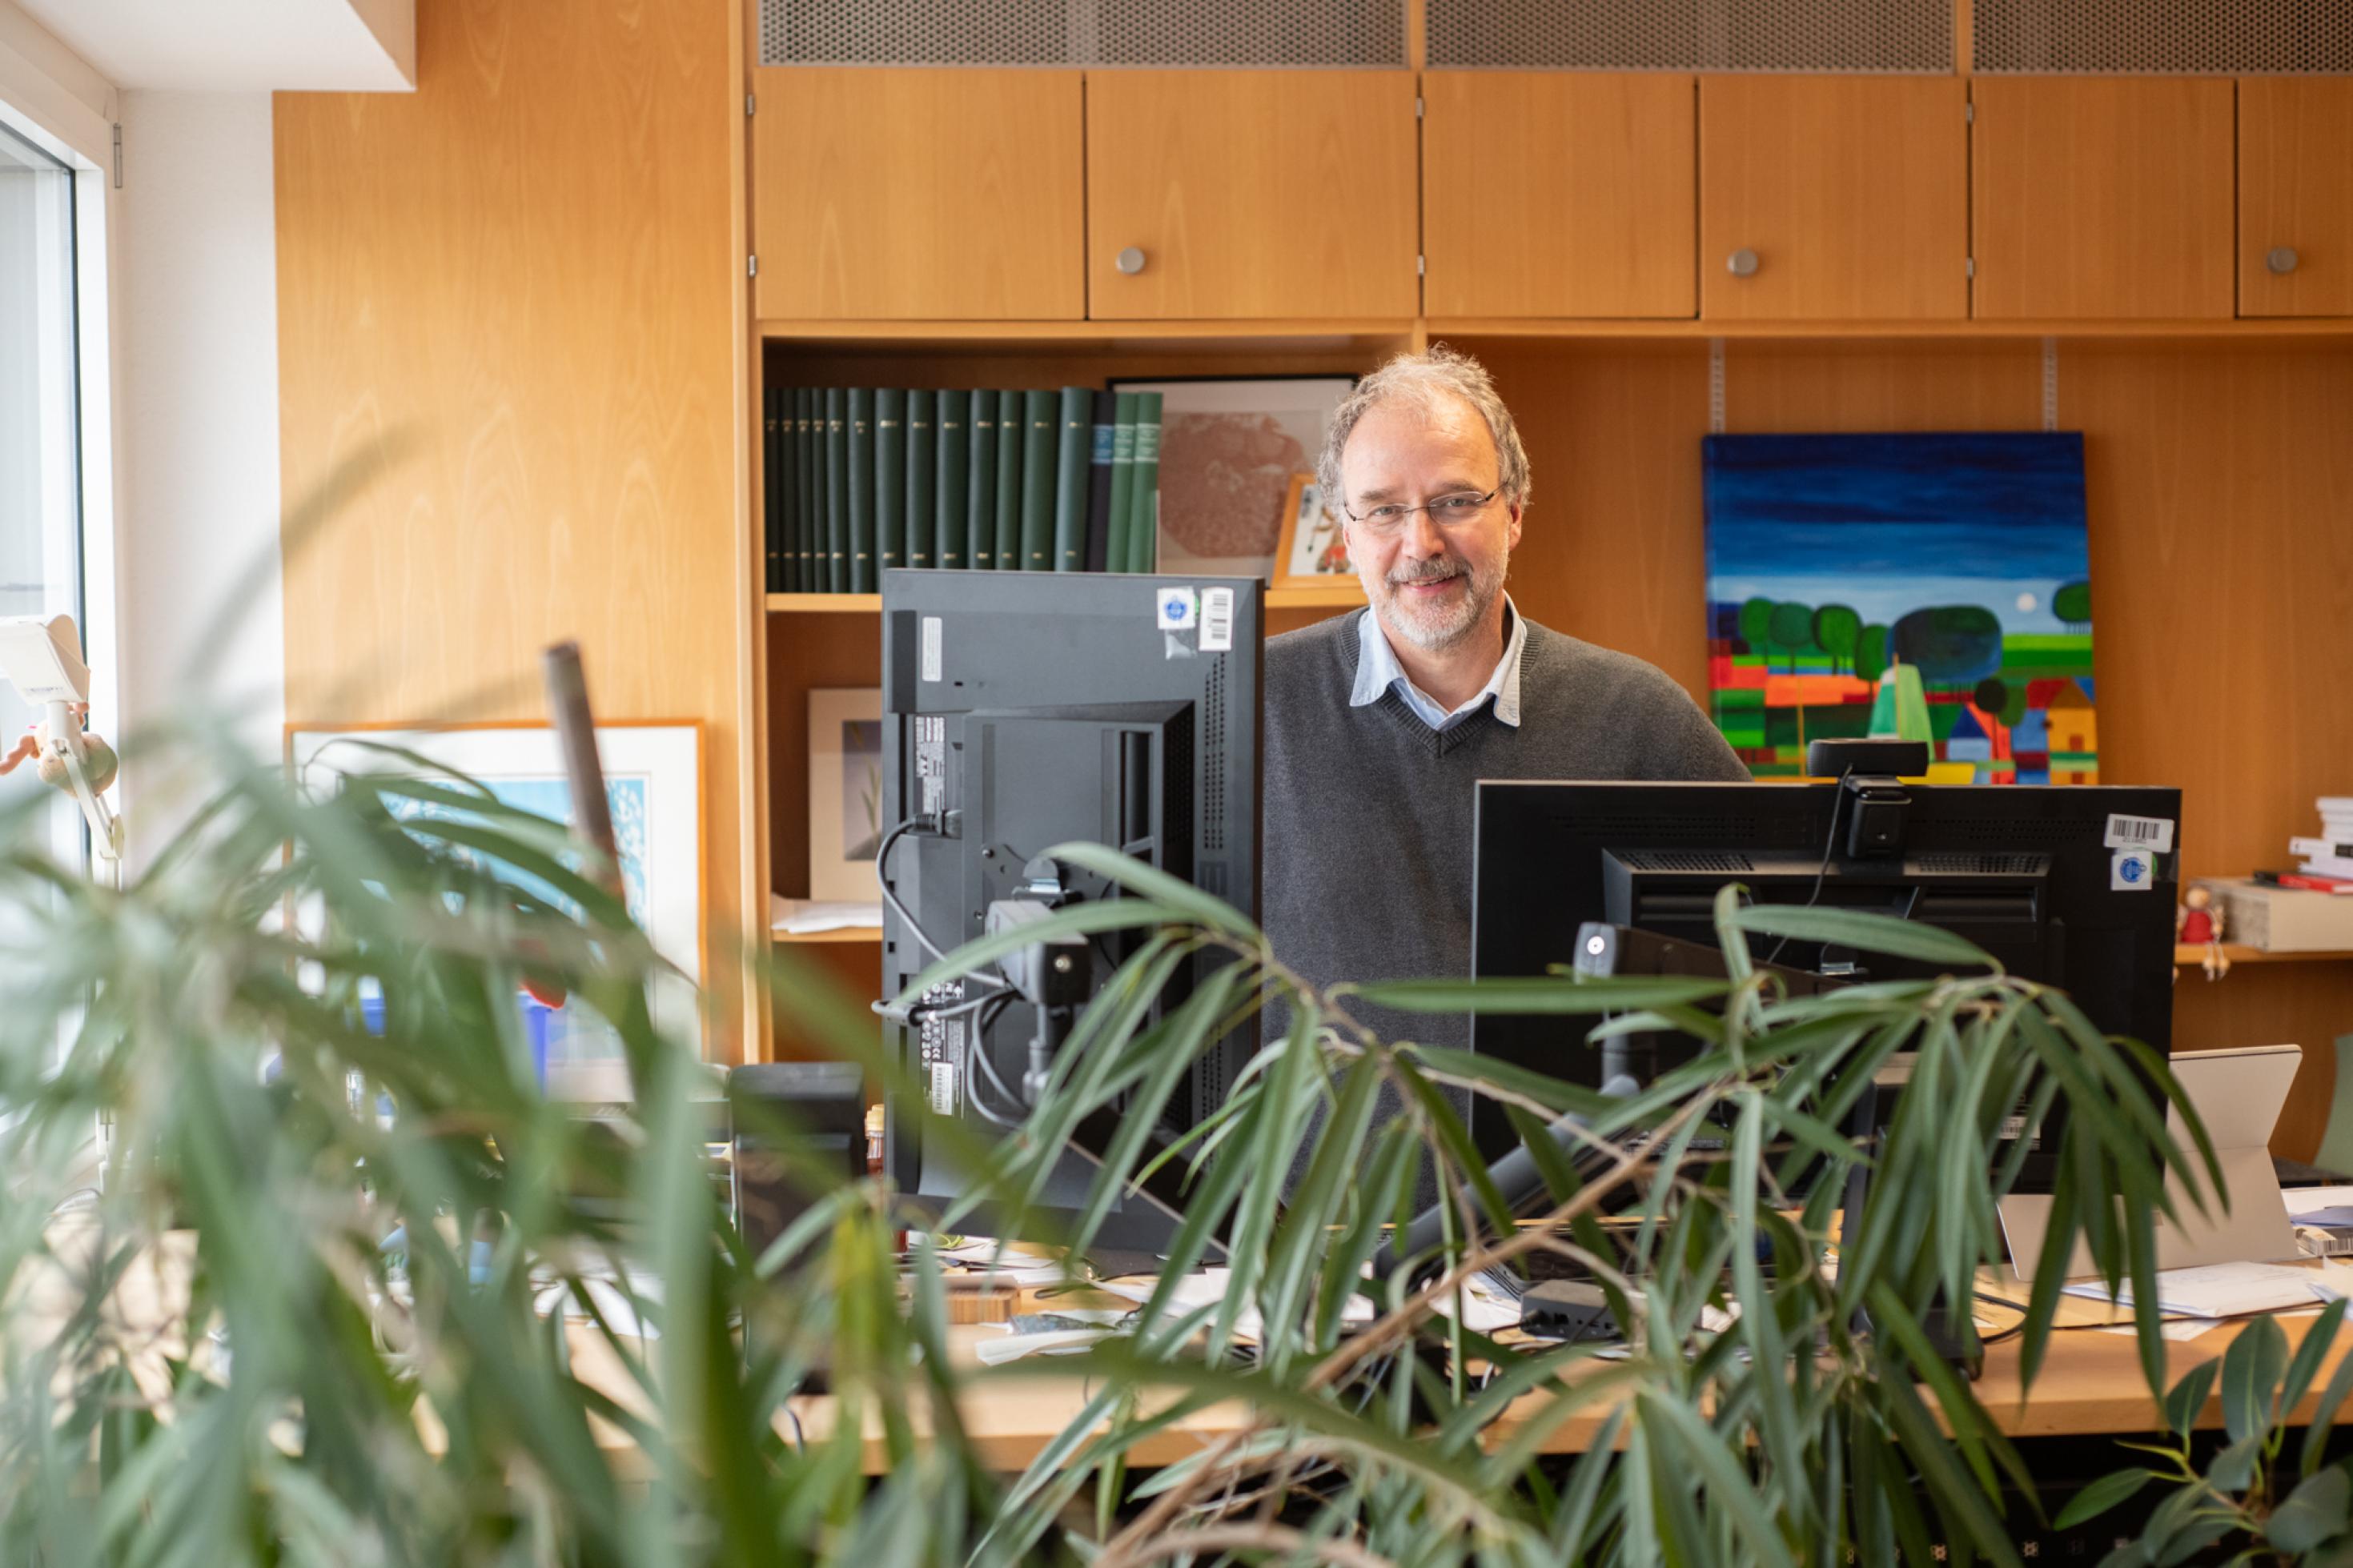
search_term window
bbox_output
[0,118,86,868]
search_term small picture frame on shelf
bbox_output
[1110,375,1355,580]
[807,688,885,903]
[1273,473,1353,589]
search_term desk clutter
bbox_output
[763,385,1164,592]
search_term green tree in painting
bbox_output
[1893,604,2005,690]
[1767,600,1815,672]
[1855,623,1890,684]
[2054,579,2092,632]
[1737,596,1776,656]
[1813,603,1861,676]
[1974,676,2010,725]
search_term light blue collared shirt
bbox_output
[1349,595,1526,732]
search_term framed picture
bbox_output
[1274,472,1354,588]
[1110,375,1355,579]
[285,721,705,1048]
[807,688,885,903]
[1701,431,2093,786]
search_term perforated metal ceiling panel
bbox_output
[1425,0,1952,73]
[758,0,1405,67]
[1974,0,2353,74]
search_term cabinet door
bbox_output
[752,69,1084,321]
[1086,70,1417,320]
[1972,77,2234,321]
[2239,78,2353,318]
[1699,76,1966,321]
[1423,72,1693,319]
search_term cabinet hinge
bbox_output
[111,122,122,188]
[1964,102,1974,123]
[745,94,757,117]
[1965,257,1976,279]
[748,255,759,278]
[1416,255,1426,278]
[1415,95,1424,119]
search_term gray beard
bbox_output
[1379,555,1506,652]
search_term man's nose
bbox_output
[1401,508,1448,558]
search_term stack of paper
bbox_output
[769,896,883,935]
[2062,1261,2323,1318]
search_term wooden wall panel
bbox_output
[275,0,748,1053]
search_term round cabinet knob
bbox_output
[1114,246,1147,276]
[2267,246,2301,275]
[1726,247,1761,279]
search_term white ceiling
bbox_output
[15,0,412,92]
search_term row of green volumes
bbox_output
[762,386,1166,593]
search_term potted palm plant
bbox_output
[2,719,2335,1565]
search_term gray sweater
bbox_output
[1260,612,1749,1186]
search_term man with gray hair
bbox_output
[1263,345,1746,1159]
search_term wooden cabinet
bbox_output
[1085,70,1418,320]
[1423,72,1694,319]
[752,69,1085,321]
[1699,76,1967,321]
[2239,78,2353,319]
[1971,77,2235,321]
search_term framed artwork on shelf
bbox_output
[807,688,885,904]
[1701,431,2094,785]
[285,721,705,1050]
[1273,472,1353,589]
[1110,375,1355,579]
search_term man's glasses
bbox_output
[1341,485,1501,536]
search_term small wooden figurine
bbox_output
[2177,883,2230,980]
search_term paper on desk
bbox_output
[1093,1269,1377,1345]
[2062,1261,2321,1319]
[2285,1185,2353,1213]
[769,896,883,935]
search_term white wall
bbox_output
[114,89,283,865]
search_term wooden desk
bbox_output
[26,1222,2347,1477]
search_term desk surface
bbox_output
[738,1282,2353,1474]
[30,1223,2349,1478]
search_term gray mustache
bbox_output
[1388,563,1464,586]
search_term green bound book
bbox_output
[993,388,1024,574]
[1106,391,1139,573]
[1019,388,1056,573]
[1051,385,1091,572]
[1128,391,1165,574]
[967,390,998,569]
[763,387,785,592]
[906,389,935,571]
[795,388,818,594]
[847,387,877,593]
[823,387,849,593]
[876,387,907,575]
[935,388,968,571]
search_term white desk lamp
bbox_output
[0,613,122,864]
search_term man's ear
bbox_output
[1506,501,1524,551]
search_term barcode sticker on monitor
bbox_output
[1200,587,1235,652]
[928,1060,958,1117]
[2103,814,2175,853]
[921,616,943,683]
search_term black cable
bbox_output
[1762,767,1854,968]
[874,816,1007,987]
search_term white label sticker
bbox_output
[1155,586,1198,631]
[920,615,943,683]
[2103,814,2175,853]
[2110,848,2156,892]
[928,1061,958,1116]
[1199,587,1234,652]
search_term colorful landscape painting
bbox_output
[1701,431,2094,784]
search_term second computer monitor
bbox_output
[1469,780,2179,1156]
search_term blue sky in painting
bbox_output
[1702,432,2090,636]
